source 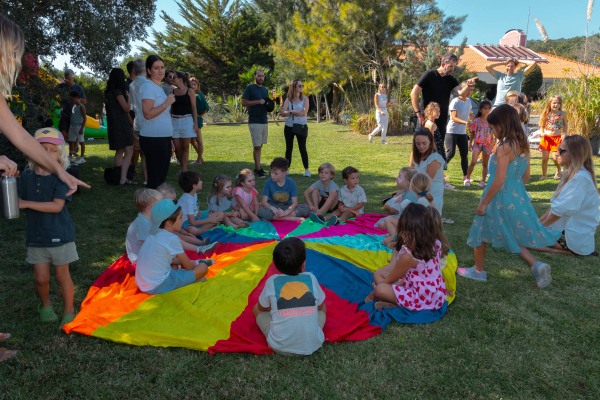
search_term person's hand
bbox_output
[274,208,285,218]
[467,77,478,87]
[339,205,346,213]
[258,99,265,105]
[469,142,473,151]
[0,155,18,178]
[232,210,241,218]
[393,196,403,204]
[165,94,176,106]
[417,112,426,126]
[475,202,487,216]
[392,189,403,196]
[57,169,90,196]
[250,214,260,223]
[309,205,317,212]
[380,111,386,117]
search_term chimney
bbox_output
[499,29,527,47]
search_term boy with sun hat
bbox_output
[252,237,327,356]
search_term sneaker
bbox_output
[477,180,486,188]
[254,168,266,178]
[464,178,471,187]
[196,259,216,267]
[170,156,177,163]
[328,215,339,226]
[381,140,389,145]
[303,170,311,177]
[457,266,487,281]
[443,181,455,189]
[197,242,219,254]
[75,157,85,164]
[531,261,552,289]
[368,135,373,143]
[68,156,75,163]
[309,212,325,225]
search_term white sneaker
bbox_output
[381,140,389,145]
[75,157,85,164]
[464,179,471,186]
[443,181,455,189]
[303,170,311,177]
[368,135,373,143]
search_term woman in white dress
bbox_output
[536,135,600,256]
[368,83,394,144]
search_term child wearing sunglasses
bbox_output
[233,168,260,223]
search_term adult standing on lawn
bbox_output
[105,68,136,186]
[368,83,394,145]
[189,77,209,165]
[140,55,175,189]
[281,78,310,177]
[486,58,537,107]
[241,69,269,178]
[170,71,197,175]
[56,68,86,156]
[161,69,175,97]
[126,61,141,177]
[129,58,148,184]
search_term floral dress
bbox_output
[467,147,561,253]
[469,117,495,155]
[539,112,565,152]
[392,240,447,311]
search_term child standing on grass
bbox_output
[67,91,86,164]
[305,163,339,225]
[459,105,561,289]
[208,175,249,230]
[423,102,454,189]
[253,237,326,356]
[465,100,494,187]
[383,167,418,216]
[233,169,260,223]
[446,82,473,186]
[135,200,213,295]
[258,158,310,221]
[365,203,446,311]
[17,128,78,327]
[537,96,568,180]
[327,166,367,225]
[173,174,222,237]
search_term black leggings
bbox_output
[445,134,469,176]
[139,136,171,189]
[284,125,309,169]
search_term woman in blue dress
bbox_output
[458,105,561,289]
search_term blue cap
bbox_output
[149,199,180,235]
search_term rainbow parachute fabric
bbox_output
[64,214,457,354]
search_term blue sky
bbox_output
[54,0,596,73]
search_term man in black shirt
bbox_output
[410,53,477,140]
[241,69,269,178]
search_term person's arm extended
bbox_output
[0,97,90,193]
[476,144,511,214]
[79,106,87,135]
[454,77,478,96]
[234,194,258,221]
[425,159,441,181]
[189,89,199,132]
[19,198,65,213]
[410,85,424,125]
[384,252,418,284]
[450,110,467,125]
[241,98,264,107]
[541,213,561,227]
[304,186,316,209]
[175,252,196,271]
[117,93,131,113]
[485,62,504,76]
[522,60,537,76]
[284,197,298,215]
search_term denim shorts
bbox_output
[182,213,208,229]
[146,268,197,295]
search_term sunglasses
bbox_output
[558,148,568,155]
[296,84,303,88]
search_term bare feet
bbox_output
[0,334,17,362]
[374,301,398,311]
[364,291,375,303]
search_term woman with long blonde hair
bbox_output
[537,135,600,256]
[538,95,568,180]
[281,79,310,176]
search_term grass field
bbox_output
[1,121,599,399]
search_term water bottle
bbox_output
[1,176,19,219]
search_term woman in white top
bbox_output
[281,79,310,177]
[536,135,600,256]
[140,55,175,189]
[368,83,394,144]
[409,129,446,215]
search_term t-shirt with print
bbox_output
[446,97,472,135]
[242,83,269,124]
[258,272,325,355]
[493,70,525,106]
[179,192,200,218]
[126,213,152,264]
[207,194,238,212]
[339,185,367,214]
[311,180,339,199]
[135,229,184,293]
[233,187,258,208]
[262,177,298,207]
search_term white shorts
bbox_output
[172,115,196,139]
[68,125,84,143]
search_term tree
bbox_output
[521,64,543,97]
[141,0,275,94]
[3,0,155,73]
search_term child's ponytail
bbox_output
[410,173,433,204]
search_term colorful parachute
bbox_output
[64,214,457,354]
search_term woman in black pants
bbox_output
[140,55,175,189]
[445,83,473,186]
[281,79,310,177]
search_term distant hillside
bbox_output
[527,35,596,60]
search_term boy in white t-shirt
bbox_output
[177,171,222,236]
[253,237,327,356]
[135,200,214,295]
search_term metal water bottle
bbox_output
[1,176,19,219]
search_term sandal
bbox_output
[0,348,18,362]
[553,173,561,180]
[120,180,138,186]
[39,304,58,322]
[60,311,77,329]
[189,160,201,165]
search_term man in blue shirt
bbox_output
[486,58,537,107]
[242,69,269,178]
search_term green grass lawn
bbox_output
[1,121,599,399]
